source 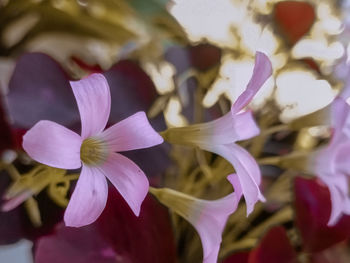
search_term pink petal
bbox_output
[100,152,149,216]
[339,80,350,100]
[23,120,82,169]
[227,173,243,199]
[205,143,265,215]
[203,246,220,263]
[320,175,350,226]
[100,111,163,152]
[233,111,260,141]
[1,190,32,212]
[334,142,350,175]
[70,74,111,139]
[311,146,337,176]
[64,165,108,227]
[331,97,350,143]
[231,52,272,113]
[193,193,239,263]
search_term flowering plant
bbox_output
[0,1,350,263]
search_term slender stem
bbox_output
[260,124,289,136]
[257,156,281,165]
[244,206,293,238]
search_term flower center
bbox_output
[80,138,108,166]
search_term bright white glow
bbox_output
[170,0,245,46]
[164,97,188,127]
[240,24,279,57]
[315,3,342,35]
[318,19,342,35]
[292,39,344,62]
[275,70,336,122]
[203,58,274,109]
[144,62,175,95]
[240,21,262,55]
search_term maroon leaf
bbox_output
[294,177,350,252]
[249,226,298,263]
[221,251,250,263]
[7,53,79,129]
[34,188,177,263]
[97,189,177,263]
[310,242,350,263]
[104,60,158,123]
[35,223,117,263]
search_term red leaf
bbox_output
[294,177,350,252]
[274,1,315,44]
[249,226,298,263]
[35,222,117,263]
[35,188,177,263]
[97,189,177,263]
[221,251,250,263]
[310,242,350,263]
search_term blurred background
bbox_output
[0,0,350,262]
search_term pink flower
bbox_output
[162,52,272,214]
[22,73,163,227]
[150,174,242,263]
[310,96,350,225]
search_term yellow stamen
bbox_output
[80,138,108,166]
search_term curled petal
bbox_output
[232,52,272,113]
[23,120,82,169]
[162,109,259,147]
[196,193,238,262]
[71,74,111,139]
[150,187,239,263]
[320,175,350,226]
[233,111,260,141]
[100,152,149,216]
[64,165,108,227]
[206,143,265,215]
[331,97,350,143]
[203,246,220,263]
[227,173,243,199]
[100,111,163,152]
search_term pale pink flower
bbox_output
[22,73,163,227]
[151,175,242,263]
[162,52,272,214]
[310,95,350,225]
[199,174,242,263]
